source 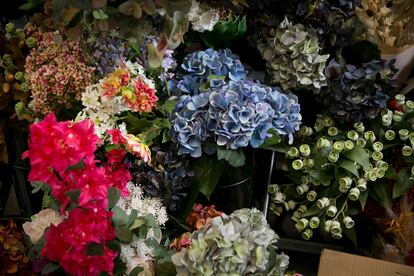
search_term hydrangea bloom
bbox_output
[91,37,127,77]
[25,31,95,115]
[168,48,247,96]
[171,80,302,157]
[41,207,117,276]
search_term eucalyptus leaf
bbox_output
[343,146,370,171]
[108,187,120,209]
[359,190,369,210]
[112,206,129,226]
[129,218,145,230]
[302,203,320,217]
[370,180,392,210]
[116,226,132,242]
[392,169,414,198]
[338,160,359,177]
[216,147,245,167]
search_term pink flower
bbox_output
[23,209,63,244]
[41,207,117,276]
[123,78,158,113]
[108,129,151,163]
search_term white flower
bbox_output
[187,0,220,32]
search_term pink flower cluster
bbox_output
[101,66,158,113]
[25,31,95,115]
[23,113,132,275]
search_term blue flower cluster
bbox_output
[92,37,127,77]
[168,48,247,96]
[171,79,302,157]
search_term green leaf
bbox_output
[162,129,169,143]
[342,227,357,247]
[92,9,109,20]
[371,180,392,210]
[216,147,245,167]
[86,243,104,256]
[338,160,359,177]
[235,16,247,39]
[193,155,224,196]
[343,146,371,171]
[153,118,171,128]
[41,262,60,275]
[145,237,159,248]
[126,114,152,131]
[140,127,162,143]
[302,203,320,217]
[359,190,369,210]
[129,266,144,276]
[31,181,46,194]
[115,226,132,242]
[158,98,177,113]
[19,0,43,11]
[155,261,176,276]
[66,158,85,171]
[107,239,121,252]
[260,129,281,150]
[392,169,414,198]
[153,228,162,240]
[112,206,129,226]
[108,187,120,209]
[144,214,158,227]
[127,209,138,227]
[65,189,80,203]
[130,218,145,230]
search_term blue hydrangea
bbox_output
[168,48,247,96]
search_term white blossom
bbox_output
[187,0,220,32]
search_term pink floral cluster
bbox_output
[23,113,132,275]
[108,128,151,163]
[25,31,95,115]
[101,66,158,113]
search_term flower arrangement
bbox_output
[171,208,289,276]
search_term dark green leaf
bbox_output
[157,98,177,113]
[66,158,85,171]
[140,127,162,143]
[193,155,224,196]
[108,187,120,209]
[342,227,357,247]
[112,206,129,226]
[343,146,371,171]
[155,261,176,276]
[153,118,171,128]
[116,226,132,242]
[302,203,319,217]
[162,129,169,143]
[92,9,109,20]
[384,166,398,180]
[392,169,414,198]
[338,160,359,177]
[130,218,145,230]
[216,147,245,167]
[371,180,392,210]
[31,181,46,194]
[144,214,158,227]
[127,114,152,130]
[127,209,138,227]
[359,190,369,210]
[87,243,104,256]
[129,266,144,276]
[19,0,43,11]
[41,262,60,275]
[107,239,121,252]
[65,189,80,203]
[145,237,159,248]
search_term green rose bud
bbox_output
[306,191,317,201]
[377,169,385,178]
[399,129,410,141]
[404,100,414,112]
[300,126,313,136]
[382,114,392,126]
[377,161,389,171]
[312,178,322,186]
[402,145,413,156]
[343,216,355,229]
[364,171,377,182]
[411,166,414,176]
[330,221,341,235]
[20,82,29,92]
[385,130,395,141]
[287,200,296,210]
[301,228,313,240]
[324,220,333,232]
[292,211,302,220]
[301,176,311,185]
[317,137,331,148]
[344,140,354,150]
[393,111,404,123]
[309,217,320,229]
[317,197,330,209]
[356,138,367,147]
[25,36,37,48]
[372,151,383,161]
[299,144,311,157]
[354,122,365,133]
[339,186,349,193]
[328,127,339,136]
[348,187,360,201]
[267,184,279,194]
[372,141,383,152]
[314,120,324,132]
[333,141,344,152]
[296,184,309,195]
[303,158,314,168]
[296,218,309,231]
[347,130,359,141]
[5,23,15,33]
[292,159,304,170]
[339,177,352,189]
[297,205,308,214]
[323,117,334,127]
[321,179,330,186]
[270,205,283,215]
[364,131,376,142]
[356,178,367,191]
[327,205,337,217]
[272,192,285,203]
[328,151,339,163]
[332,232,343,239]
[287,147,299,158]
[14,71,24,81]
[395,94,405,105]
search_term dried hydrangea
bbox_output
[91,37,127,77]
[258,18,329,91]
[187,0,221,32]
[171,208,289,276]
[130,147,195,212]
[25,31,95,115]
[318,58,398,121]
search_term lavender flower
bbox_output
[91,37,126,77]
